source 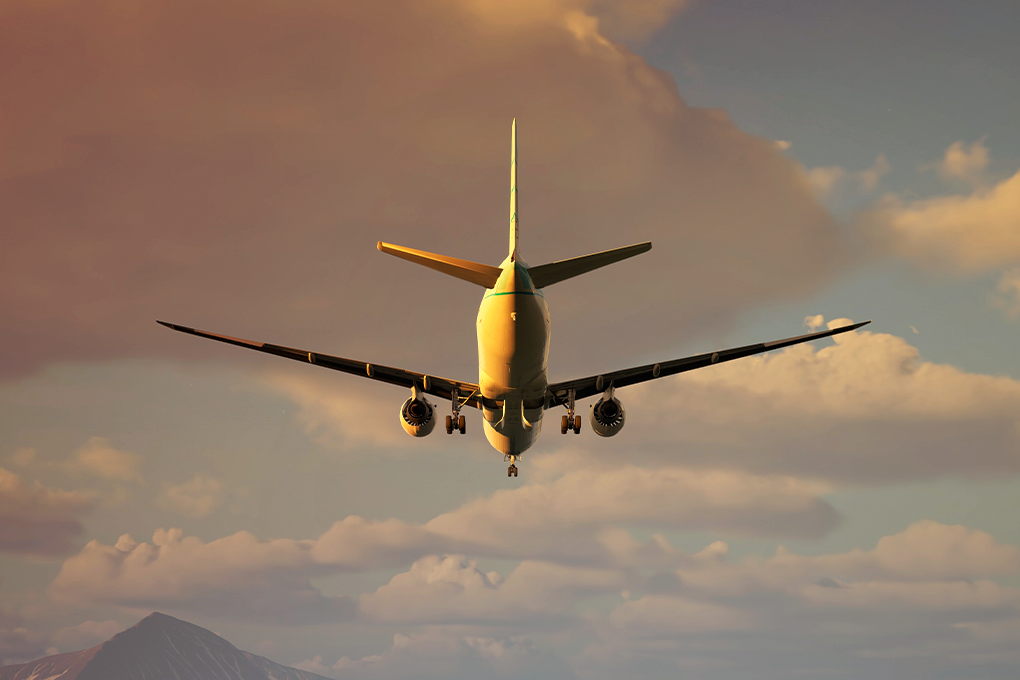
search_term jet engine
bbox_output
[589,387,625,437]
[400,387,436,437]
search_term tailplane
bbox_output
[377,242,501,288]
[528,242,652,288]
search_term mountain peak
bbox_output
[0,613,329,680]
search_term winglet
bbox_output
[510,118,518,262]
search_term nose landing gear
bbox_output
[505,454,518,477]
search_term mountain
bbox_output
[0,612,331,680]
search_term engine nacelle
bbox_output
[589,393,626,437]
[400,393,436,437]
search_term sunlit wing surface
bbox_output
[156,321,481,408]
[546,321,871,407]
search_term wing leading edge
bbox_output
[546,321,871,407]
[156,321,481,408]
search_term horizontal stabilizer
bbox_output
[528,242,652,288]
[377,242,502,288]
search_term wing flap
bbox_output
[546,320,871,406]
[157,321,480,407]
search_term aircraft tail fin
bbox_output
[528,242,652,288]
[377,242,501,288]
[509,118,519,262]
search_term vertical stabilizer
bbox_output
[509,118,518,262]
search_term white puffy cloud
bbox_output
[994,267,1020,319]
[862,144,1020,272]
[63,436,144,484]
[156,473,225,518]
[0,0,844,386]
[295,627,566,680]
[48,528,354,625]
[359,555,625,624]
[937,138,989,185]
[857,153,891,192]
[613,324,1020,482]
[50,619,122,652]
[576,521,1020,680]
[0,468,94,557]
[45,461,838,622]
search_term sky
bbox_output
[1,0,1019,678]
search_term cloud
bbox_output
[47,462,838,622]
[937,138,989,185]
[856,153,891,192]
[48,528,354,625]
[0,625,47,667]
[156,473,225,518]
[63,436,144,484]
[295,627,569,680]
[359,555,625,624]
[5,448,35,468]
[993,267,1020,319]
[575,522,1020,680]
[803,154,889,199]
[50,619,122,652]
[0,0,844,384]
[610,324,1020,482]
[0,468,94,557]
[805,165,846,198]
[861,144,1020,272]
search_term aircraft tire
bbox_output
[458,415,466,434]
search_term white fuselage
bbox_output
[477,258,550,456]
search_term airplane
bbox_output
[159,119,870,478]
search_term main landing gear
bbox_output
[446,389,467,435]
[505,454,518,477]
[560,388,581,434]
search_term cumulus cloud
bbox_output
[576,522,1020,680]
[0,0,844,384]
[156,473,225,518]
[802,154,889,199]
[937,138,989,185]
[0,468,94,557]
[63,437,144,484]
[862,144,1020,272]
[295,627,567,680]
[50,619,122,652]
[856,153,891,192]
[48,528,354,625]
[805,165,847,198]
[46,462,838,622]
[360,555,625,624]
[994,267,1020,319]
[612,324,1020,482]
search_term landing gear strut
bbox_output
[560,389,581,434]
[505,454,518,477]
[446,389,467,435]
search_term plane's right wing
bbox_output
[545,321,871,408]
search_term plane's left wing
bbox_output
[157,321,481,408]
[546,321,870,408]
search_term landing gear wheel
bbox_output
[508,464,518,477]
[561,415,569,435]
[573,415,581,434]
[458,415,466,434]
[445,415,453,434]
